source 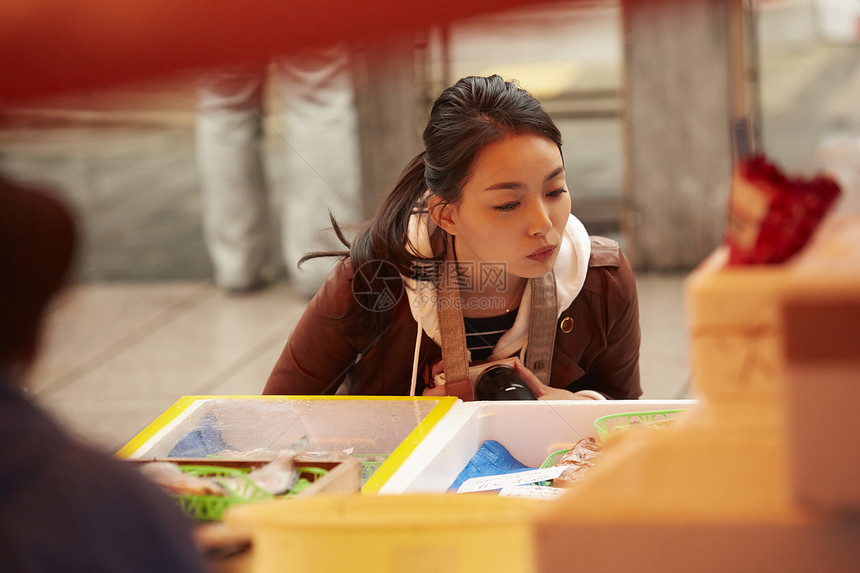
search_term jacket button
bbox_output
[534,361,545,371]
[560,316,574,333]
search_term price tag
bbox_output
[499,485,566,499]
[456,466,564,493]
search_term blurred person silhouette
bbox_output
[0,176,208,572]
[196,46,361,296]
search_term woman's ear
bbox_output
[428,195,457,235]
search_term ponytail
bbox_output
[350,151,441,275]
[306,151,441,337]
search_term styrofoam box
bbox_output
[117,396,457,493]
[120,396,451,460]
[379,399,695,494]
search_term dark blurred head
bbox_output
[0,176,77,370]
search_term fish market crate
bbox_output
[117,395,456,494]
[225,493,542,573]
[686,216,860,510]
[379,399,695,494]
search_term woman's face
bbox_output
[436,132,571,282]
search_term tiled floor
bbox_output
[29,281,305,452]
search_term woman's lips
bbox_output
[527,246,556,261]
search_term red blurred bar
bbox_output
[1,0,571,103]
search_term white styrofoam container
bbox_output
[379,399,695,494]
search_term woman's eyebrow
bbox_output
[544,166,565,182]
[483,165,566,191]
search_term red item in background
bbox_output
[1,0,557,104]
[726,155,841,265]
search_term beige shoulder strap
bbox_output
[437,234,557,400]
[525,270,557,386]
[438,235,473,400]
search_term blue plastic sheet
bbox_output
[449,440,535,490]
[167,414,230,457]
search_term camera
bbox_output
[473,362,537,401]
[432,357,537,401]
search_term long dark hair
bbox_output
[303,75,563,335]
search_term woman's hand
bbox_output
[422,384,447,396]
[513,360,597,400]
[422,360,447,396]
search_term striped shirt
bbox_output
[463,308,519,362]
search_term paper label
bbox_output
[456,466,564,493]
[498,485,566,499]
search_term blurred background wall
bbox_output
[0,0,857,281]
[3,0,858,448]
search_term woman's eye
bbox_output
[547,188,568,198]
[493,202,519,212]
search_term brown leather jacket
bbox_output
[264,236,641,399]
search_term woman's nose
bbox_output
[527,200,553,236]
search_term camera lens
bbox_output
[474,364,537,401]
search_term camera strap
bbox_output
[437,234,557,401]
[438,235,474,400]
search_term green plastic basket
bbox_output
[535,448,572,486]
[173,465,272,522]
[540,449,571,469]
[173,465,328,522]
[284,467,329,497]
[593,409,686,440]
[353,454,389,486]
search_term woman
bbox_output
[264,75,641,400]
